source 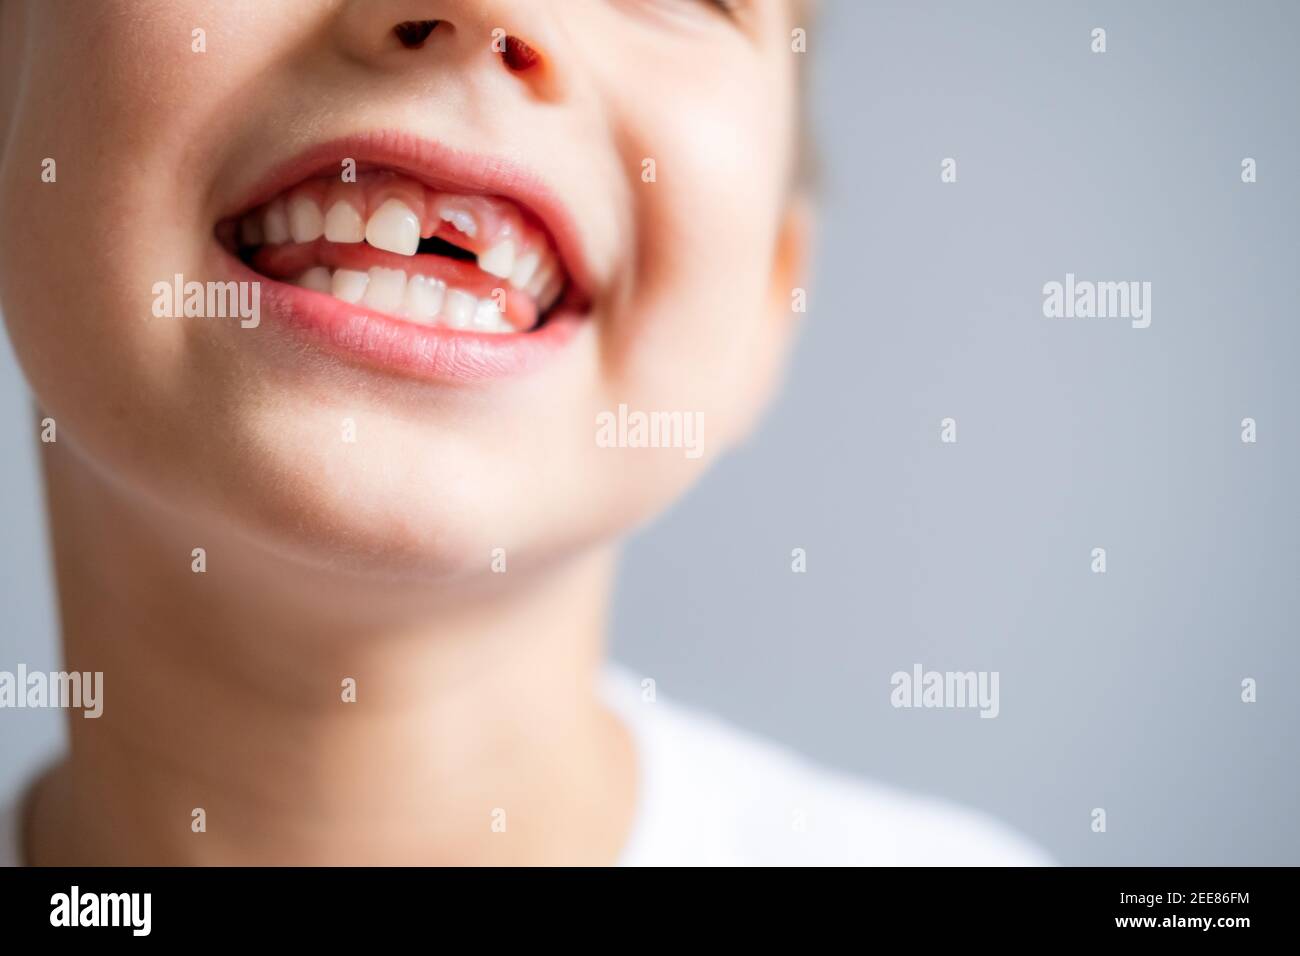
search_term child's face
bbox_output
[0,0,804,580]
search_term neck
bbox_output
[25,438,634,865]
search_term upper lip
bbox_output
[220,129,593,308]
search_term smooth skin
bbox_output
[0,0,808,865]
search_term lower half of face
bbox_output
[0,0,798,584]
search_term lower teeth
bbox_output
[294,265,517,334]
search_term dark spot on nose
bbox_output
[393,20,439,49]
[502,35,541,72]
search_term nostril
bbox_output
[393,20,439,49]
[501,35,541,72]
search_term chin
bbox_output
[181,437,600,589]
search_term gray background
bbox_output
[2,0,1297,865]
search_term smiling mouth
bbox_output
[218,167,573,335]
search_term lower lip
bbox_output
[225,251,585,383]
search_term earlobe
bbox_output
[722,196,816,452]
[769,194,815,323]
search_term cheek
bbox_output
[605,137,788,451]
[0,1,265,470]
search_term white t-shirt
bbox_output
[0,666,1049,866]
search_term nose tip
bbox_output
[336,2,565,102]
[392,23,545,76]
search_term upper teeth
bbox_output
[438,206,478,238]
[288,195,325,243]
[478,238,516,279]
[324,201,365,243]
[509,251,540,289]
[365,198,421,257]
[246,187,565,302]
[263,199,291,244]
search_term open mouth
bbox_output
[218,168,575,335]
